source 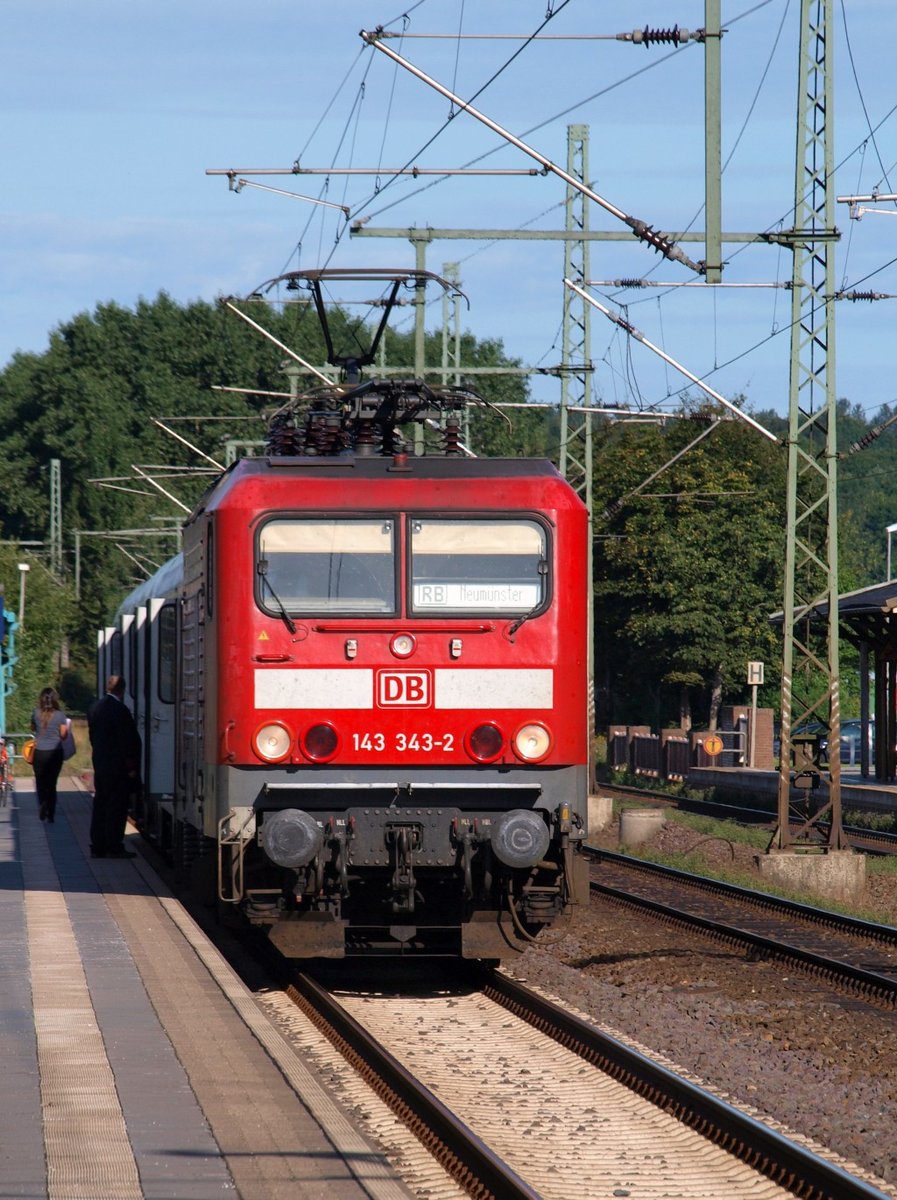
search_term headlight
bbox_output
[301,723,339,762]
[261,809,323,868]
[390,632,416,658]
[491,808,551,868]
[253,722,292,762]
[465,723,504,762]
[513,722,552,762]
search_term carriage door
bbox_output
[119,613,135,714]
[132,606,148,822]
[146,597,176,807]
[97,627,113,694]
[98,625,118,694]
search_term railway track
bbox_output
[588,847,897,1007]
[269,963,893,1200]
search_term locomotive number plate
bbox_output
[352,731,456,753]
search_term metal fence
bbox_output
[607,725,747,784]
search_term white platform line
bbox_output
[19,797,143,1200]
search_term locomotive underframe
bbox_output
[210,763,588,958]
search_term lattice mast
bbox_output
[49,458,63,578]
[558,124,596,759]
[774,0,844,849]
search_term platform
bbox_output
[688,765,897,812]
[0,777,413,1200]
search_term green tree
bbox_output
[593,407,787,730]
[0,548,77,729]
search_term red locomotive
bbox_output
[101,272,589,958]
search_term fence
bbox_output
[608,716,760,784]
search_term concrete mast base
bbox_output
[756,848,866,906]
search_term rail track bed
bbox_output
[589,848,897,1005]
[255,963,892,1200]
[499,861,897,1193]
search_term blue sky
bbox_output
[4,1,897,416]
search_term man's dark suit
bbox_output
[87,691,142,856]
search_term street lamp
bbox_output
[17,563,30,631]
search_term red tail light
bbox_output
[302,723,339,762]
[465,723,504,763]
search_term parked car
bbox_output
[772,719,874,765]
[773,720,826,761]
[832,719,875,765]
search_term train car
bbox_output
[100,276,590,959]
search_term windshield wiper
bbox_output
[507,561,548,637]
[258,561,297,634]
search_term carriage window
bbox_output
[410,519,547,614]
[257,519,397,614]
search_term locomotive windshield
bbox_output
[256,516,548,617]
[409,519,547,614]
[257,519,397,614]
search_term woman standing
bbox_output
[31,687,70,823]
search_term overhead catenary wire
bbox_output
[360,27,705,275]
[565,279,779,443]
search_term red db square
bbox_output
[377,670,431,707]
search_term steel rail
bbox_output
[287,971,541,1200]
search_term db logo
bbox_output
[377,670,431,707]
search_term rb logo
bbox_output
[377,670,430,707]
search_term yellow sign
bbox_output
[703,734,724,757]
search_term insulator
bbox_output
[305,413,332,456]
[625,25,690,47]
[443,421,463,456]
[614,278,649,289]
[627,218,674,258]
[838,290,884,302]
[353,418,379,455]
[265,416,302,457]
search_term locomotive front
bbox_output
[196,450,589,958]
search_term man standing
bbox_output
[87,675,141,858]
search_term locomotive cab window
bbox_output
[257,519,397,615]
[409,519,548,614]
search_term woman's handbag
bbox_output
[61,727,77,761]
[22,737,35,764]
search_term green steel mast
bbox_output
[774,0,844,849]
